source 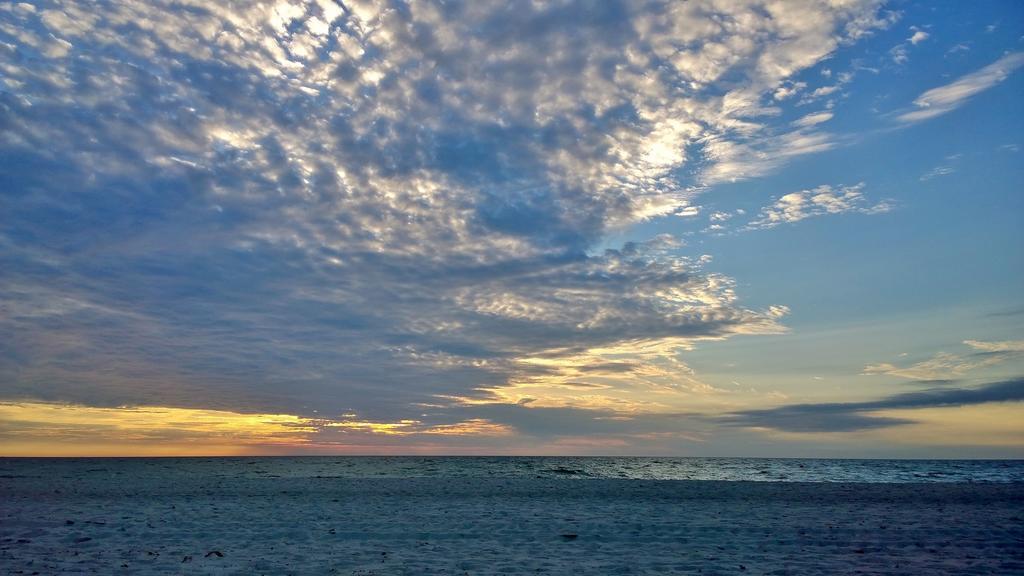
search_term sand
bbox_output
[2,472,1022,575]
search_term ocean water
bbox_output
[2,456,1021,483]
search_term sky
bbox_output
[1,0,1022,457]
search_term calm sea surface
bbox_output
[2,457,1021,483]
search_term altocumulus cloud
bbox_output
[746,183,892,230]
[1,1,894,439]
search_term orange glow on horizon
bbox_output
[0,401,516,456]
[0,401,318,456]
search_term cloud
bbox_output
[919,153,962,181]
[947,43,971,56]
[700,129,840,184]
[774,81,807,101]
[721,377,1024,432]
[863,339,1024,380]
[746,183,891,229]
[909,29,929,45]
[964,339,1024,353]
[0,1,893,444]
[792,111,834,128]
[898,52,1024,122]
[864,354,986,381]
[890,27,928,65]
[890,44,910,65]
[919,166,955,181]
[0,401,319,455]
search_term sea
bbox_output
[2,456,1021,483]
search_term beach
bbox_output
[2,464,1022,575]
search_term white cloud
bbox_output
[919,166,955,181]
[747,183,891,229]
[919,153,962,181]
[701,129,838,184]
[964,340,1024,353]
[774,81,807,100]
[793,111,834,128]
[808,85,840,98]
[890,44,909,65]
[898,52,1024,122]
[0,0,888,428]
[890,27,929,65]
[947,43,971,55]
[865,340,1024,380]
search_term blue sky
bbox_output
[1,0,1022,456]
